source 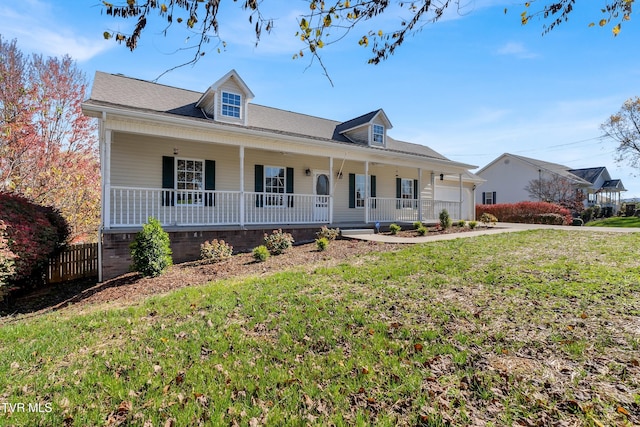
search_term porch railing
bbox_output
[110,187,331,227]
[368,197,461,223]
[109,187,462,227]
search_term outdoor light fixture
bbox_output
[305,168,311,176]
[173,147,179,155]
[440,173,444,181]
[337,172,343,179]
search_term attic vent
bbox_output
[504,159,510,164]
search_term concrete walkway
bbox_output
[341,223,640,244]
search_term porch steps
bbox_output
[341,228,375,237]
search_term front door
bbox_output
[314,172,330,222]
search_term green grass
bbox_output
[586,215,640,227]
[0,229,639,426]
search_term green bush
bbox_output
[413,221,423,229]
[200,239,233,263]
[389,223,401,235]
[316,237,329,251]
[572,218,584,226]
[316,226,340,241]
[252,245,270,262]
[130,217,173,277]
[457,220,466,227]
[468,220,478,229]
[264,229,294,255]
[416,225,428,236]
[439,209,452,229]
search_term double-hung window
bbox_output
[176,159,204,205]
[355,174,366,208]
[265,166,286,207]
[401,178,414,208]
[372,124,384,145]
[221,91,241,118]
[482,191,496,205]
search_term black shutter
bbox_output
[413,179,419,210]
[162,156,175,206]
[349,173,356,209]
[492,191,497,205]
[204,160,215,206]
[255,165,264,207]
[286,167,294,208]
[370,175,377,209]
[396,177,402,209]
[482,192,486,204]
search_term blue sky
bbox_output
[2,1,640,198]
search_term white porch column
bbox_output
[365,161,370,224]
[431,172,436,220]
[459,173,463,220]
[329,157,334,224]
[418,168,423,222]
[104,128,112,230]
[239,146,245,228]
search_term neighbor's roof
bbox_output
[84,72,475,168]
[601,179,626,191]
[567,167,607,184]
[477,153,592,186]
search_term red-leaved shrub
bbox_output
[0,192,70,284]
[476,201,572,225]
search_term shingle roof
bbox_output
[507,154,591,185]
[567,167,606,184]
[85,72,455,163]
[601,179,626,191]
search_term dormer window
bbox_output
[372,124,385,144]
[221,91,241,118]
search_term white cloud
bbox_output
[496,41,539,59]
[0,1,112,62]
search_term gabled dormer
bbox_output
[196,69,254,126]
[335,109,392,147]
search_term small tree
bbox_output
[439,209,452,229]
[130,217,173,277]
[601,96,640,172]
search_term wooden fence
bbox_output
[47,243,99,284]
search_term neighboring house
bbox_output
[82,70,482,280]
[475,153,626,211]
[567,167,627,211]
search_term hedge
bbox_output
[476,201,572,225]
[0,192,70,284]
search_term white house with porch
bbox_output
[82,70,481,280]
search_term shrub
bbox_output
[0,221,18,298]
[316,237,329,251]
[468,221,478,229]
[389,223,401,235]
[535,213,565,225]
[200,239,233,263]
[416,225,428,236]
[439,209,452,229]
[264,229,294,255]
[130,217,173,277]
[252,245,270,262]
[317,226,340,241]
[581,207,594,223]
[413,221,423,229]
[476,201,572,225]
[0,192,69,284]
[457,220,466,227]
[572,218,584,226]
[480,213,498,226]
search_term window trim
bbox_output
[264,165,286,207]
[221,91,242,119]
[372,124,385,145]
[175,157,205,206]
[400,177,414,208]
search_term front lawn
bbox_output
[0,230,639,426]
[586,216,640,228]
